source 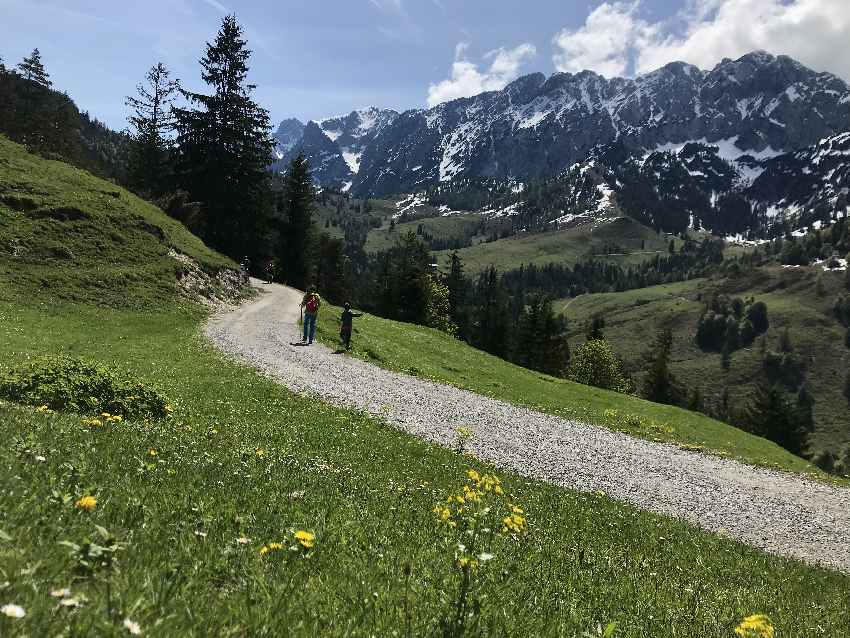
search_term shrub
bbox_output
[568,339,628,392]
[0,357,170,419]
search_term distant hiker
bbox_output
[300,288,322,345]
[264,258,276,284]
[240,255,251,283]
[340,302,363,350]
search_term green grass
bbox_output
[365,214,483,254]
[433,217,676,273]
[561,267,850,456]
[0,135,234,308]
[2,134,849,636]
[315,304,827,478]
[3,299,850,637]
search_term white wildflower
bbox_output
[123,618,142,635]
[1,603,26,618]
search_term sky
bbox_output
[1,0,848,131]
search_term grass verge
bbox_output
[1,299,848,636]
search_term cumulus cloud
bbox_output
[552,2,656,77]
[427,42,537,107]
[552,0,850,80]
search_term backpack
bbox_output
[305,294,320,313]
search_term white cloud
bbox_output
[552,0,850,81]
[552,2,655,77]
[427,42,537,107]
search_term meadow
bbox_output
[2,136,849,636]
[561,266,850,455]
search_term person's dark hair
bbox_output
[344,302,351,309]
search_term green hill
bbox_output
[433,216,678,273]
[0,135,234,307]
[1,139,848,635]
[561,266,850,458]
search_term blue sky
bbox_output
[1,0,847,131]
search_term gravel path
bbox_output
[206,282,850,573]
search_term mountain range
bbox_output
[274,51,849,234]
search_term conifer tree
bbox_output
[278,154,316,290]
[642,328,681,405]
[745,381,808,455]
[17,48,51,87]
[446,251,468,335]
[173,15,275,259]
[126,63,179,197]
[586,314,605,341]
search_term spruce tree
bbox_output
[446,252,468,335]
[642,328,680,405]
[173,15,275,259]
[745,381,808,455]
[17,48,51,88]
[126,63,179,197]
[278,154,316,290]
[586,314,605,341]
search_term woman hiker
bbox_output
[300,288,322,345]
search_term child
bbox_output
[340,302,363,350]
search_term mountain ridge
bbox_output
[274,51,849,211]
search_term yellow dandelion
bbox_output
[75,496,97,511]
[255,449,266,457]
[294,530,315,549]
[735,614,775,638]
[259,545,270,556]
[147,448,157,457]
[164,404,174,413]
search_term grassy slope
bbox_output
[561,267,850,455]
[1,139,849,636]
[0,136,234,307]
[433,217,677,273]
[315,305,825,477]
[365,214,482,254]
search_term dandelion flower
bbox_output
[123,618,143,635]
[735,614,775,638]
[164,404,174,414]
[75,496,97,511]
[147,449,157,457]
[255,449,266,457]
[294,530,315,549]
[1,604,25,618]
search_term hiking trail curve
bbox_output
[206,281,850,573]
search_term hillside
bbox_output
[433,216,678,273]
[1,139,849,635]
[561,266,850,458]
[0,136,235,307]
[311,297,827,476]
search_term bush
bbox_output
[0,357,171,419]
[568,340,628,392]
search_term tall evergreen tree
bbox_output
[745,381,809,455]
[278,154,316,290]
[173,15,275,259]
[17,48,51,87]
[446,251,468,336]
[642,328,681,405]
[126,63,179,197]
